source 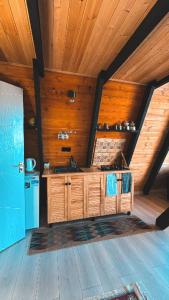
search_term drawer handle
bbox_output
[65,182,71,185]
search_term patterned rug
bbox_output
[29,215,154,254]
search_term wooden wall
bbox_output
[130,83,169,191]
[1,63,168,192]
[41,72,146,168]
[0,63,38,160]
[97,80,146,140]
[41,71,96,166]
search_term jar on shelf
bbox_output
[123,121,130,131]
[104,123,109,130]
[130,121,136,131]
[97,123,102,130]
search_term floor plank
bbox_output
[0,192,169,300]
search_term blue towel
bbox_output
[122,173,132,193]
[106,174,118,197]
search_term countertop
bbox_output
[42,167,132,177]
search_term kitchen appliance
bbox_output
[25,158,36,172]
[99,165,129,171]
[25,172,39,229]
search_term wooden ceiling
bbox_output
[0,0,35,65]
[1,0,169,85]
[39,0,157,77]
[113,13,169,84]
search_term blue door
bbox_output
[0,81,25,252]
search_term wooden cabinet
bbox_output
[86,174,103,217]
[45,170,134,224]
[118,193,133,213]
[47,175,85,223]
[102,173,133,215]
[68,175,85,221]
[47,176,68,223]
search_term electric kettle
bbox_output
[25,158,36,172]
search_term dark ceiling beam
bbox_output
[143,129,169,195]
[26,0,44,77]
[86,71,105,167]
[33,58,43,173]
[126,82,156,165]
[155,74,169,89]
[102,0,169,84]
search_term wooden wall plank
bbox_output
[130,83,169,190]
[41,71,96,166]
[1,63,168,191]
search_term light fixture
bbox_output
[67,90,76,103]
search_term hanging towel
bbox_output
[122,173,132,193]
[106,174,118,197]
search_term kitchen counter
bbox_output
[42,167,131,177]
[44,167,134,224]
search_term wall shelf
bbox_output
[96,128,139,133]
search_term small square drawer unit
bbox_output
[25,172,39,230]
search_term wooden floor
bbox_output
[1,192,169,300]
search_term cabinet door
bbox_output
[47,176,67,223]
[102,173,120,216]
[118,173,133,213]
[118,193,132,213]
[68,175,85,221]
[86,175,103,217]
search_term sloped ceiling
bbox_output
[1,0,169,85]
[0,0,35,65]
[39,0,157,78]
[113,13,169,84]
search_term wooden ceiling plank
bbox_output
[113,15,169,82]
[79,0,157,76]
[53,0,70,70]
[78,0,120,75]
[0,0,27,64]
[102,0,169,84]
[67,0,103,72]
[101,0,158,73]
[134,52,169,84]
[62,0,87,71]
[85,0,138,76]
[0,22,15,61]
[116,41,169,83]
[8,0,35,65]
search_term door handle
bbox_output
[13,162,24,173]
[65,182,71,185]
